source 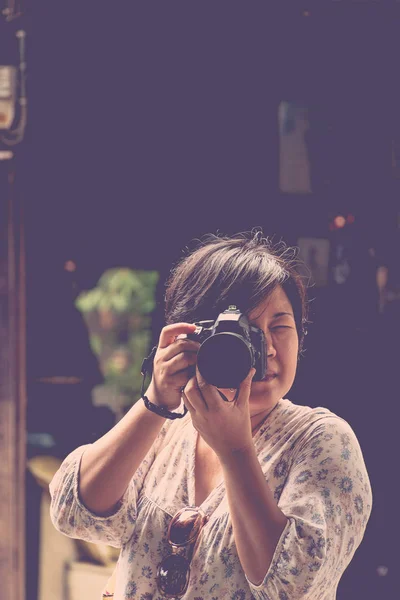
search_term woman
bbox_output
[49,231,372,600]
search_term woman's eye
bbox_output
[272,326,291,330]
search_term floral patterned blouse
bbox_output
[49,398,372,600]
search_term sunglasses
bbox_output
[156,506,209,598]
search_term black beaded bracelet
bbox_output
[142,394,188,420]
[140,346,188,420]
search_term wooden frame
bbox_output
[0,163,26,600]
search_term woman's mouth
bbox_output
[260,373,277,382]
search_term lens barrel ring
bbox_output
[197,332,254,389]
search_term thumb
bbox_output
[238,368,256,400]
[246,368,256,382]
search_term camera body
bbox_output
[187,305,267,389]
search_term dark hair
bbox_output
[165,230,310,356]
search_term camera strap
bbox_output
[217,388,240,403]
[140,346,188,420]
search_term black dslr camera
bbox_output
[187,306,267,389]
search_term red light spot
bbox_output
[64,260,76,272]
[334,215,346,229]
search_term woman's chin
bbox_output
[250,379,280,399]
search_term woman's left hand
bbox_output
[182,367,256,459]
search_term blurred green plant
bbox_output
[75,269,159,405]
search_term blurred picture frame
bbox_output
[278,101,312,194]
[297,237,331,288]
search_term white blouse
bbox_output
[49,398,372,599]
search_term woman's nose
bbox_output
[266,334,277,358]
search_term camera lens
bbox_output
[197,333,253,388]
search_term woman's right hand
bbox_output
[145,323,201,410]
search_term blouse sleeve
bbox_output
[49,413,177,548]
[245,415,372,600]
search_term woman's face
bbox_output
[247,284,299,412]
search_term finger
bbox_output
[162,339,200,362]
[235,368,256,405]
[194,366,224,407]
[162,352,198,376]
[184,376,208,410]
[158,323,198,349]
[195,365,210,391]
[166,370,197,390]
[181,385,195,414]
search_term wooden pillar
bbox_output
[0,160,26,600]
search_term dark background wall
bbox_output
[14,3,400,599]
